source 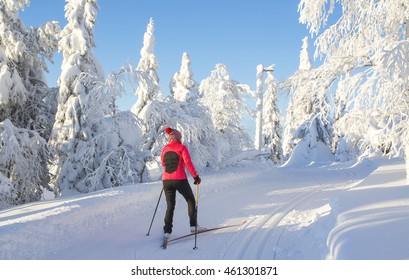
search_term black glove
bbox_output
[193,176,201,185]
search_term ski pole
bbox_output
[146,187,163,236]
[193,183,199,250]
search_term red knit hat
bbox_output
[165,127,182,142]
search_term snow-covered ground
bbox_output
[1,157,409,260]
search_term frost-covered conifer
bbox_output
[199,64,252,162]
[49,0,148,194]
[262,67,282,163]
[49,0,105,194]
[299,36,312,71]
[131,17,162,116]
[165,53,219,170]
[0,0,60,139]
[0,0,59,208]
[283,36,332,159]
[169,52,199,102]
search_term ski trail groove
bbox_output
[222,188,316,259]
[228,166,364,260]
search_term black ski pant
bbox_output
[163,179,196,234]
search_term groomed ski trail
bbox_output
[0,159,377,260]
[136,160,376,260]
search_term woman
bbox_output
[161,127,204,239]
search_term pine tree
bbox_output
[0,0,60,140]
[49,0,105,194]
[0,0,59,208]
[131,17,162,117]
[262,67,282,163]
[169,52,199,102]
[199,63,252,162]
[166,52,219,170]
[283,36,333,162]
[299,36,312,71]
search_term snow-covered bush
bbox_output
[0,119,50,208]
[51,71,150,194]
[0,172,14,209]
[76,111,148,192]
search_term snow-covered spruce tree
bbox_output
[282,36,333,162]
[131,17,162,117]
[166,52,219,170]
[282,36,312,157]
[50,1,148,194]
[123,17,167,181]
[298,0,409,162]
[169,52,199,102]
[199,63,253,164]
[262,67,282,163]
[299,36,312,71]
[0,1,60,140]
[0,0,59,208]
[49,0,105,194]
[0,119,49,209]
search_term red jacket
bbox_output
[161,140,198,180]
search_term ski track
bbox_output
[135,160,375,260]
[0,159,378,260]
[229,189,318,260]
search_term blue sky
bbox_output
[20,0,312,114]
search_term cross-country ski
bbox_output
[161,220,247,249]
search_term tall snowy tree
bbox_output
[299,36,312,71]
[121,17,167,181]
[166,52,219,170]
[131,17,162,117]
[298,0,409,163]
[0,0,59,208]
[0,0,60,140]
[49,0,105,194]
[199,63,253,163]
[262,66,282,163]
[254,64,265,151]
[169,52,199,102]
[283,36,333,161]
[50,1,147,193]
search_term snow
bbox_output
[1,156,408,261]
[283,137,334,167]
